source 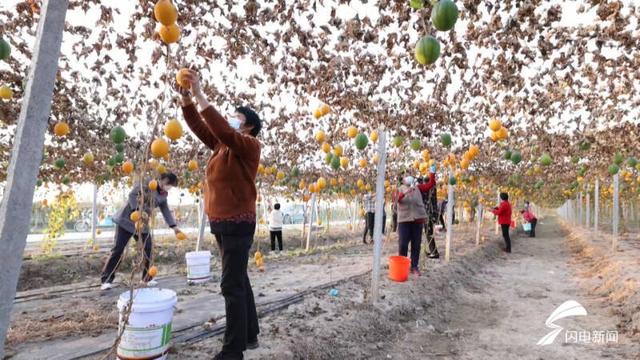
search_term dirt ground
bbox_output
[6,222,480,358]
[8,217,639,359]
[5,225,374,356]
[178,216,640,360]
[16,225,354,292]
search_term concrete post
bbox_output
[371,130,387,305]
[475,203,483,246]
[196,198,206,251]
[495,192,500,235]
[585,192,590,228]
[594,180,599,232]
[0,1,69,355]
[578,192,583,226]
[445,182,454,262]
[612,174,619,251]
[305,193,317,251]
[91,183,98,243]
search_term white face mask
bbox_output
[228,117,242,130]
[403,176,414,186]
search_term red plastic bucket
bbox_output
[388,256,411,282]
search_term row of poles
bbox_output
[557,175,622,251]
[81,130,484,308]
[369,130,487,305]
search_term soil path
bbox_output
[177,216,638,359]
[387,216,638,359]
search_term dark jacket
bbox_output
[113,180,176,234]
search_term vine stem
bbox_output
[100,43,174,360]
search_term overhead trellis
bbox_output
[1,0,639,206]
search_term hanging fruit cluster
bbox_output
[503,149,522,165]
[460,145,480,170]
[154,0,181,44]
[313,103,331,119]
[108,126,128,171]
[413,0,459,66]
[488,118,509,142]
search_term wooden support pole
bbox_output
[0,1,69,354]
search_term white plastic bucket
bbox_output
[185,250,212,284]
[116,288,178,360]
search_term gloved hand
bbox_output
[429,165,437,174]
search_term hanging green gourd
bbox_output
[431,0,459,32]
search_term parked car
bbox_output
[72,211,115,232]
[281,204,306,224]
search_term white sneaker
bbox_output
[100,283,113,291]
[147,280,158,287]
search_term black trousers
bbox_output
[501,224,511,253]
[211,221,260,355]
[101,225,152,283]
[439,213,446,229]
[392,212,398,232]
[363,212,386,243]
[529,219,537,237]
[424,218,438,255]
[270,230,283,251]
[398,222,423,269]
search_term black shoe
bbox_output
[214,351,243,360]
[247,339,259,350]
[428,253,440,259]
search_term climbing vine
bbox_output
[42,190,80,255]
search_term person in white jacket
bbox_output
[269,203,284,253]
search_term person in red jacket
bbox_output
[521,201,537,238]
[492,192,512,253]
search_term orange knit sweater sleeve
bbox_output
[181,103,219,150]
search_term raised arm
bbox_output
[416,172,436,193]
[177,69,259,160]
[181,102,219,150]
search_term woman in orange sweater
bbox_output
[177,70,262,360]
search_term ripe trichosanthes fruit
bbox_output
[154,0,178,26]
